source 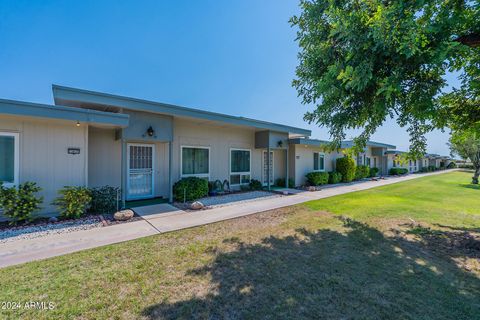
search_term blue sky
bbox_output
[0,0,454,155]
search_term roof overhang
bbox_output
[52,85,311,136]
[0,99,129,128]
[385,150,406,155]
[289,138,330,147]
[341,140,396,149]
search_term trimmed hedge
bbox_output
[305,172,329,186]
[389,168,408,175]
[355,165,370,180]
[275,178,295,188]
[249,179,263,190]
[89,185,120,215]
[447,162,457,169]
[336,157,356,182]
[173,177,209,202]
[328,171,342,184]
[369,167,380,177]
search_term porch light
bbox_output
[76,121,80,127]
[146,126,155,137]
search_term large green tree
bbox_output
[291,0,479,156]
[449,129,480,184]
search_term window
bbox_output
[0,132,19,187]
[230,149,251,185]
[373,157,377,168]
[181,146,209,177]
[366,157,371,167]
[313,152,325,171]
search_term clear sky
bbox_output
[0,0,455,155]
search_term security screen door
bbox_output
[262,150,274,186]
[127,144,154,199]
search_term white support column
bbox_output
[285,144,289,188]
[267,146,271,190]
[121,138,127,209]
[168,141,173,203]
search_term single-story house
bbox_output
[1,85,312,213]
[0,85,442,215]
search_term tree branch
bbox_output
[454,33,480,48]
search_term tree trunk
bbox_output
[472,167,480,185]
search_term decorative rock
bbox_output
[114,209,134,221]
[190,201,204,210]
[48,216,59,223]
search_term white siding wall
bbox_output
[0,116,87,214]
[290,144,339,186]
[171,119,263,186]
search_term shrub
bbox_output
[447,162,457,169]
[354,165,370,180]
[249,179,263,190]
[336,157,356,182]
[53,186,92,219]
[428,165,437,172]
[89,186,120,215]
[0,182,43,225]
[419,167,429,173]
[369,167,380,177]
[328,171,342,184]
[173,177,209,202]
[305,172,329,186]
[389,168,408,175]
[275,178,295,188]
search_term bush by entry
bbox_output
[389,168,408,175]
[173,177,209,202]
[305,172,329,186]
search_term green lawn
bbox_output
[0,171,479,319]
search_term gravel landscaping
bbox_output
[0,216,103,243]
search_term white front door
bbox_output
[127,144,154,199]
[262,150,274,186]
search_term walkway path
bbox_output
[0,170,454,268]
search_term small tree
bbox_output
[336,156,356,183]
[449,129,480,184]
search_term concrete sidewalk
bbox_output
[0,170,453,268]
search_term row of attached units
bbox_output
[383,151,453,173]
[0,85,447,215]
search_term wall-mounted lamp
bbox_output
[146,126,155,137]
[277,140,283,148]
[76,121,80,127]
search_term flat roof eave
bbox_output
[289,138,330,146]
[52,84,311,136]
[0,98,129,127]
[341,140,396,149]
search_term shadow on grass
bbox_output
[143,218,480,319]
[460,183,480,190]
